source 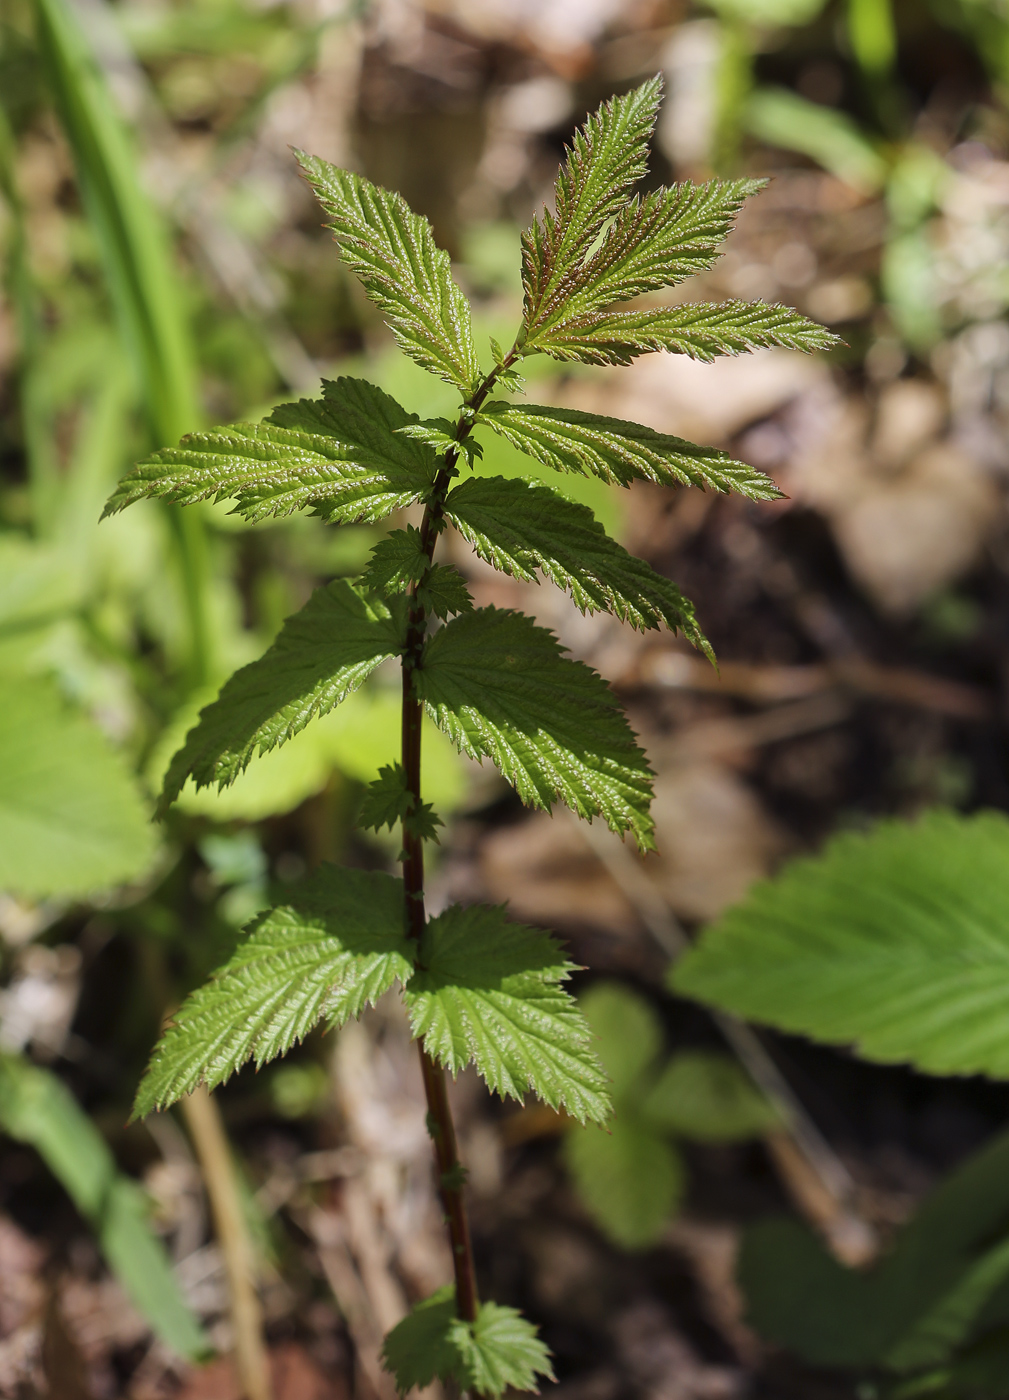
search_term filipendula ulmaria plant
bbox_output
[104,76,836,1394]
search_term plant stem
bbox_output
[399,354,514,1324]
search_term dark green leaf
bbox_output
[362,527,429,591]
[134,866,411,1116]
[296,154,480,393]
[478,401,779,499]
[673,810,1009,1079]
[444,474,711,654]
[381,1287,460,1393]
[405,903,609,1123]
[418,566,473,620]
[357,763,412,832]
[160,580,401,814]
[416,607,655,848]
[105,378,436,524]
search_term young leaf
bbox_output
[381,1286,554,1397]
[673,810,1009,1080]
[521,77,662,338]
[416,607,656,848]
[362,526,430,591]
[160,580,401,814]
[398,419,483,467]
[296,153,480,394]
[134,866,412,1116]
[0,677,156,898]
[357,763,443,840]
[104,378,436,524]
[444,474,711,653]
[478,401,779,499]
[405,903,609,1123]
[563,1120,684,1251]
[0,1055,208,1360]
[527,299,840,367]
[417,566,473,620]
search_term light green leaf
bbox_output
[159,580,401,814]
[564,1119,684,1250]
[528,299,839,367]
[673,809,1009,1080]
[479,401,779,499]
[521,78,662,339]
[381,1286,554,1397]
[444,474,710,654]
[417,607,655,848]
[744,87,887,194]
[578,981,662,1102]
[0,677,155,898]
[405,903,609,1123]
[0,1055,207,1359]
[134,866,411,1116]
[105,378,436,524]
[640,1051,780,1142]
[296,154,480,394]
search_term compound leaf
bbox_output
[134,866,411,1116]
[382,1287,553,1397]
[673,809,1009,1080]
[444,474,710,654]
[160,580,401,814]
[530,299,840,367]
[416,607,655,848]
[478,401,778,500]
[105,378,436,524]
[521,77,662,338]
[296,154,479,393]
[404,903,609,1123]
[564,1119,684,1250]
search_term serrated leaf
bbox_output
[673,809,1009,1080]
[105,378,436,523]
[398,419,483,467]
[418,565,473,620]
[405,903,609,1123]
[444,474,710,653]
[381,1287,553,1397]
[479,401,778,500]
[160,580,401,814]
[529,299,840,367]
[296,153,480,393]
[564,1120,684,1250]
[521,77,662,340]
[640,1051,780,1142]
[0,677,156,898]
[416,607,655,848]
[362,526,429,591]
[134,866,411,1116]
[357,762,443,840]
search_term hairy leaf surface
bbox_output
[416,608,655,847]
[160,581,401,814]
[105,378,436,523]
[296,154,479,392]
[444,474,710,653]
[135,867,411,1115]
[479,401,778,499]
[405,903,609,1123]
[530,299,839,367]
[673,810,1009,1079]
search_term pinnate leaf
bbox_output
[445,474,710,654]
[105,378,436,524]
[530,299,840,367]
[479,401,779,500]
[404,903,609,1123]
[673,809,1009,1079]
[416,607,655,848]
[296,153,480,393]
[160,580,401,814]
[134,866,411,1116]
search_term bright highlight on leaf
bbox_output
[296,153,480,393]
[133,866,411,1117]
[417,607,656,848]
[381,1286,554,1397]
[159,580,401,814]
[673,809,1009,1080]
[404,903,610,1123]
[104,378,437,523]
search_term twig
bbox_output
[181,1086,272,1400]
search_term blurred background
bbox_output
[4,0,1009,1395]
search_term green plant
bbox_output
[106,76,833,1393]
[564,981,778,1250]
